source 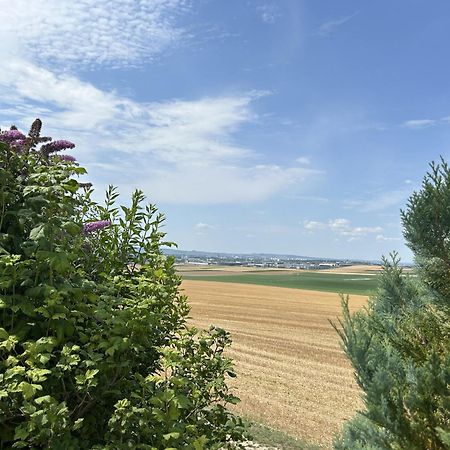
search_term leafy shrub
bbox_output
[0,120,246,449]
[334,161,450,449]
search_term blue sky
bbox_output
[1,0,449,261]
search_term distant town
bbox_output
[163,248,386,270]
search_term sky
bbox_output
[1,0,449,262]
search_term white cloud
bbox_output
[141,163,320,204]
[376,234,401,242]
[0,60,126,130]
[287,194,329,203]
[0,59,257,161]
[344,189,410,212]
[0,0,187,69]
[402,119,436,129]
[303,220,327,231]
[133,96,256,163]
[194,222,215,235]
[0,0,323,205]
[296,156,310,165]
[317,13,357,37]
[195,222,215,230]
[0,59,320,204]
[257,4,280,24]
[328,218,382,237]
[402,116,450,129]
[303,218,382,241]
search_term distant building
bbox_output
[318,263,337,269]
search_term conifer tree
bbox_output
[334,160,450,450]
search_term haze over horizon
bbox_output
[164,247,390,263]
[1,1,448,260]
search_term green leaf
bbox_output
[0,135,247,447]
[0,327,9,340]
[73,418,84,430]
[29,224,46,241]
[192,435,208,450]
[85,369,99,380]
[227,395,240,405]
[62,221,81,236]
[13,425,29,441]
[34,395,52,405]
[18,382,40,400]
[163,432,180,441]
[27,369,51,383]
[168,401,180,421]
[436,427,450,446]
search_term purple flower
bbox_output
[41,140,75,156]
[0,130,26,143]
[56,154,76,162]
[9,139,26,152]
[83,220,112,233]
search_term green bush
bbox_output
[0,120,246,449]
[334,161,450,449]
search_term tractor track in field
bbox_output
[183,280,367,448]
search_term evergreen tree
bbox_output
[334,160,450,450]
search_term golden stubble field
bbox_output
[182,280,368,448]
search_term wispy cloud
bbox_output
[286,194,329,203]
[402,119,436,129]
[303,218,382,241]
[296,156,311,165]
[257,4,281,24]
[194,222,216,235]
[0,0,324,205]
[195,222,215,230]
[0,58,261,162]
[0,60,321,203]
[303,220,327,231]
[376,234,401,242]
[0,0,187,70]
[344,189,410,212]
[142,163,321,204]
[317,13,357,37]
[402,116,450,129]
[135,95,258,163]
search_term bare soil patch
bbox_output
[182,280,367,448]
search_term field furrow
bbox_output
[183,280,367,448]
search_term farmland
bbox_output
[183,278,369,448]
[182,269,378,296]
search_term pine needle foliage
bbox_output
[333,160,450,450]
[0,121,246,449]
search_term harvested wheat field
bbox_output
[182,280,368,448]
[318,264,382,274]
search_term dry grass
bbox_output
[182,280,367,448]
[318,264,382,275]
